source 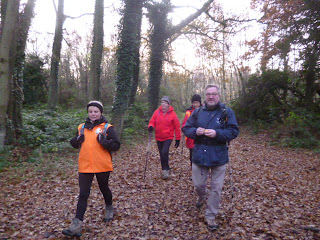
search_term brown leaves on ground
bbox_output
[0,128,319,239]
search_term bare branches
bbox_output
[168,0,214,37]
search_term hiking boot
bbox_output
[104,205,114,222]
[162,170,169,180]
[62,218,83,237]
[196,196,206,209]
[205,218,219,231]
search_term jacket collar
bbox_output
[84,115,108,130]
[159,105,174,113]
[203,102,222,111]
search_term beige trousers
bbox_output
[192,163,227,220]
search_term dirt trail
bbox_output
[0,128,319,239]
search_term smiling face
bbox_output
[205,87,220,108]
[192,101,201,109]
[161,100,170,112]
[88,106,102,121]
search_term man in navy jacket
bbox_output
[182,84,239,231]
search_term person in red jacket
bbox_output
[148,96,181,180]
[62,101,120,237]
[181,94,202,166]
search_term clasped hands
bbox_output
[196,127,216,138]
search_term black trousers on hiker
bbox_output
[156,139,172,170]
[189,148,193,166]
[76,172,112,221]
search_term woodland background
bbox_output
[0,0,319,239]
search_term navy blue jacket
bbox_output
[182,102,239,166]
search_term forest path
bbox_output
[0,128,319,239]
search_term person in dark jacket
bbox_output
[148,96,181,180]
[62,101,120,237]
[182,84,239,231]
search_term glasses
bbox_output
[205,93,219,97]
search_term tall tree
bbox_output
[0,0,20,149]
[146,0,214,114]
[112,0,144,136]
[88,0,104,101]
[7,0,36,140]
[129,0,144,104]
[47,0,65,110]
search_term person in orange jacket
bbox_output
[148,96,181,180]
[181,94,202,166]
[62,100,120,237]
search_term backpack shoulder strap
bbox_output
[193,105,203,120]
[103,123,112,135]
[103,123,109,134]
[79,124,85,135]
[219,104,229,125]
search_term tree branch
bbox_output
[168,0,214,37]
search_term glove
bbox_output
[175,140,180,148]
[77,134,85,144]
[97,133,106,143]
[148,126,153,132]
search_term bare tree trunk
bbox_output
[47,0,65,110]
[89,0,104,101]
[0,0,20,149]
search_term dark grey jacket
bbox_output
[182,103,239,166]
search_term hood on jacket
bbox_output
[159,105,174,113]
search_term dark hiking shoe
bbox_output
[162,170,169,180]
[205,218,219,231]
[104,205,114,222]
[62,218,82,237]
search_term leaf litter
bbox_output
[0,128,319,239]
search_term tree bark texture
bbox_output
[147,3,170,115]
[7,0,36,141]
[89,0,104,101]
[129,0,144,104]
[0,0,20,148]
[47,0,65,110]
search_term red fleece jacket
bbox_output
[148,105,181,141]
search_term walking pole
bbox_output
[143,132,152,180]
[181,135,184,155]
[228,158,235,199]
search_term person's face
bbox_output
[88,106,102,121]
[161,100,170,111]
[205,87,220,108]
[192,101,201,109]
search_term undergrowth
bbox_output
[245,109,320,153]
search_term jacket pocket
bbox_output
[192,145,208,166]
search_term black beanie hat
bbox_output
[87,100,103,113]
[191,94,201,104]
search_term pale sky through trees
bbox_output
[27,0,256,70]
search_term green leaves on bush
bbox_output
[20,108,87,152]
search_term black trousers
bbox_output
[189,148,193,166]
[156,139,172,170]
[75,172,112,221]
